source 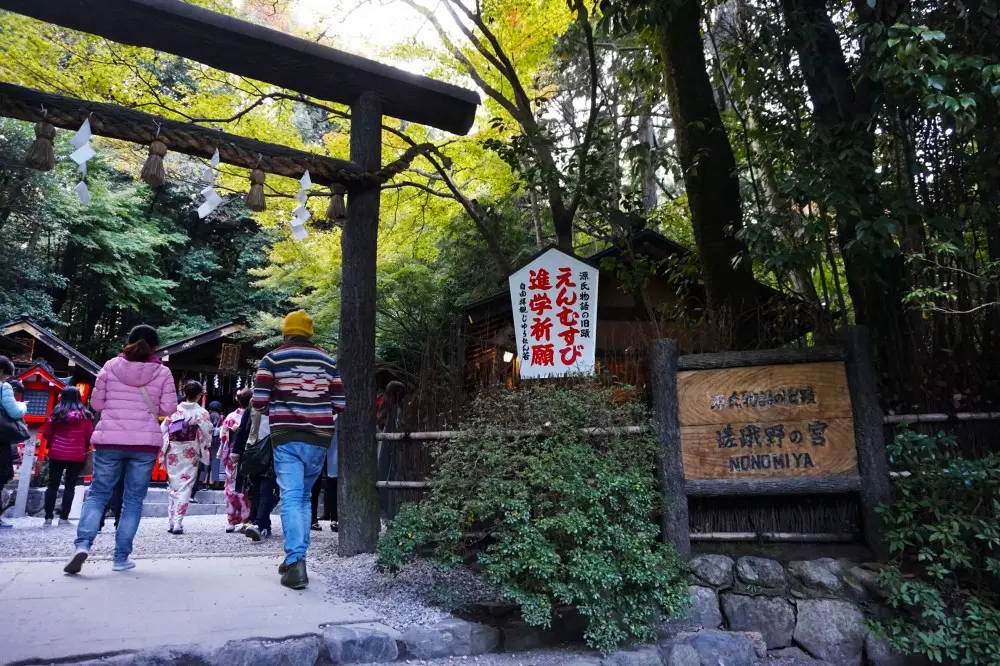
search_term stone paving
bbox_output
[0,554,379,665]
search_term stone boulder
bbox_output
[403,619,499,659]
[735,556,787,595]
[769,646,825,661]
[687,585,723,629]
[794,599,865,666]
[324,625,398,663]
[788,559,844,597]
[846,565,886,602]
[212,636,322,666]
[501,621,551,652]
[660,630,757,666]
[720,593,795,649]
[864,632,929,666]
[602,645,662,666]
[689,554,735,590]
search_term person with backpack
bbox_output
[41,387,94,527]
[252,310,345,589]
[65,325,177,574]
[0,356,28,530]
[160,381,213,535]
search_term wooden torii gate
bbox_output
[0,0,480,556]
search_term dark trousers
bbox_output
[45,459,84,520]
[255,476,279,531]
[0,444,13,496]
[98,473,125,531]
[310,476,337,523]
[191,462,204,497]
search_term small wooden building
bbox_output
[0,316,101,477]
[463,231,809,389]
[0,315,101,387]
[157,320,263,410]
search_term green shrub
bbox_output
[871,427,1000,664]
[377,384,688,653]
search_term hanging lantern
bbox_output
[25,120,56,171]
[140,139,168,188]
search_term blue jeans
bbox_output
[75,448,157,564]
[273,441,326,565]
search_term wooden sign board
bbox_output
[678,362,857,480]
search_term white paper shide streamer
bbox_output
[197,149,223,219]
[69,118,95,205]
[290,170,311,240]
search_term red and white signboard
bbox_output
[509,248,598,379]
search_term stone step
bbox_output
[4,485,277,519]
[144,488,226,504]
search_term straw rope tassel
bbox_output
[327,183,347,222]
[25,120,56,171]
[245,168,267,212]
[140,139,168,187]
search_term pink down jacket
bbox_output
[90,356,177,448]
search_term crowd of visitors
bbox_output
[0,310,346,590]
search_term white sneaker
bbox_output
[43,519,52,527]
[112,560,136,572]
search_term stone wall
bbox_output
[686,554,922,666]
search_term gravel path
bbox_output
[0,514,340,560]
[323,554,500,631]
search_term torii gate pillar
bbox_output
[338,92,383,555]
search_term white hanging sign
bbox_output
[197,149,223,219]
[508,248,599,379]
[69,118,95,205]
[289,169,312,241]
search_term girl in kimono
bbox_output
[160,380,212,535]
[219,388,252,531]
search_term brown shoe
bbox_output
[280,559,308,590]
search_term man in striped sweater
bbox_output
[252,310,345,589]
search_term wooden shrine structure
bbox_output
[157,320,261,408]
[0,316,101,387]
[0,0,481,555]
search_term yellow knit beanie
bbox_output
[282,310,314,338]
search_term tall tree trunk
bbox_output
[782,0,910,379]
[639,115,658,212]
[647,0,759,347]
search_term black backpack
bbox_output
[241,434,273,477]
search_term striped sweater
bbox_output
[251,338,346,448]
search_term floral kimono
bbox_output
[160,402,212,532]
[219,406,249,527]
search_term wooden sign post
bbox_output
[652,326,891,559]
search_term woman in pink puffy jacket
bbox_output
[64,325,177,575]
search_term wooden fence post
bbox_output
[649,339,690,558]
[841,325,891,560]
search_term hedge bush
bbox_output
[377,384,687,652]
